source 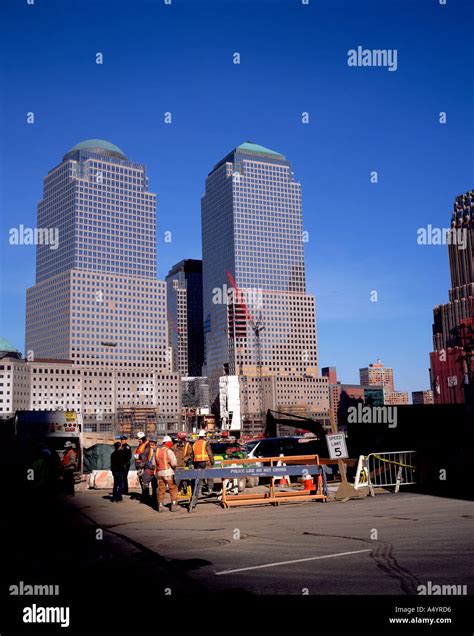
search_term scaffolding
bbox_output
[117,406,159,437]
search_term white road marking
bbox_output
[215,548,372,576]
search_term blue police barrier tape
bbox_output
[175,465,324,480]
[177,465,328,512]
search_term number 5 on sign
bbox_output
[326,433,348,460]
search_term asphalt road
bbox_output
[73,488,474,597]
[2,485,472,633]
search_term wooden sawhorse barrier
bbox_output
[175,454,327,512]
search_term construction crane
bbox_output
[226,272,266,432]
[252,312,265,421]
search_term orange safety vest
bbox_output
[193,439,209,462]
[156,446,171,471]
[61,449,76,468]
[183,442,191,458]
[134,441,148,460]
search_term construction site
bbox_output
[1,1,473,632]
[0,401,472,634]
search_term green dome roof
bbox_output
[64,139,127,160]
[0,337,19,353]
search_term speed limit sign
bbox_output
[326,433,348,460]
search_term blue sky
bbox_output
[1,0,473,395]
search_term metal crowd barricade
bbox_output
[353,455,369,489]
[175,454,327,512]
[366,450,416,497]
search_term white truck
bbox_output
[7,410,83,472]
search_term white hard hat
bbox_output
[198,430,206,438]
[137,431,145,439]
[162,435,172,443]
[64,441,73,448]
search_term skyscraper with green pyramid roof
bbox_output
[201,142,329,435]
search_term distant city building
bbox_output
[359,360,394,392]
[384,390,409,406]
[166,259,204,377]
[321,367,339,425]
[219,374,330,433]
[0,345,180,432]
[358,360,409,405]
[412,390,434,405]
[430,190,473,405]
[340,384,385,407]
[322,366,384,428]
[181,376,209,409]
[0,338,30,416]
[201,141,329,434]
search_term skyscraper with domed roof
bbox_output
[25,139,169,371]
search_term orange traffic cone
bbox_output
[317,473,323,494]
[303,473,315,490]
[275,455,290,486]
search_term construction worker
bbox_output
[134,431,149,500]
[173,431,192,496]
[30,445,51,496]
[155,436,179,512]
[192,430,215,496]
[61,441,77,496]
[173,432,192,467]
[141,438,158,506]
[120,435,132,495]
[110,441,125,502]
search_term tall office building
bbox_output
[430,190,473,404]
[166,259,204,377]
[201,142,328,433]
[24,140,180,431]
[26,140,169,370]
[432,191,473,351]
